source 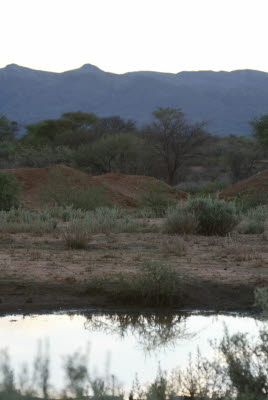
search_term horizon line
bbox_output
[1,63,268,75]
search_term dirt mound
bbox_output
[93,172,187,204]
[5,165,186,209]
[220,170,268,200]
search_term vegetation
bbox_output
[40,168,111,210]
[0,109,268,188]
[137,182,175,217]
[164,203,199,234]
[164,197,240,236]
[0,171,21,211]
[237,205,268,234]
[88,260,183,307]
[0,325,268,399]
[187,196,240,236]
[61,219,92,249]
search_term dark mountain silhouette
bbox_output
[1,63,268,135]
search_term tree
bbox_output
[93,115,136,136]
[250,113,268,147]
[21,111,98,147]
[0,114,16,143]
[147,107,209,185]
[74,132,144,174]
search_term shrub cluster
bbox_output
[88,260,183,307]
[164,196,240,236]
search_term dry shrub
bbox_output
[164,204,199,234]
[161,237,187,256]
[62,220,91,249]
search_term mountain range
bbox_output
[1,63,268,135]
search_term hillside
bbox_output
[1,64,268,135]
[6,165,186,209]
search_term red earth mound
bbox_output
[220,170,268,200]
[5,165,186,209]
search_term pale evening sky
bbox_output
[1,0,268,74]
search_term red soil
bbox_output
[220,170,268,200]
[5,165,186,209]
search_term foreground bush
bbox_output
[188,196,240,236]
[0,171,20,210]
[164,197,240,236]
[164,203,199,234]
[61,219,92,249]
[88,260,183,306]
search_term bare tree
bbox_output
[147,107,209,185]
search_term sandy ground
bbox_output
[0,224,267,314]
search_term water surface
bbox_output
[0,310,265,391]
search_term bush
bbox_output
[0,171,20,210]
[163,203,199,234]
[234,189,268,212]
[255,287,268,315]
[237,206,268,234]
[0,208,57,233]
[187,196,240,236]
[137,183,175,218]
[61,219,92,249]
[88,260,183,307]
[84,207,148,234]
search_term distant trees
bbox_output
[21,111,98,147]
[146,107,209,185]
[0,114,17,143]
[250,113,268,147]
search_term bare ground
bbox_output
[0,226,267,314]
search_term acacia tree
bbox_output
[147,107,209,185]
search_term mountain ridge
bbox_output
[1,63,268,135]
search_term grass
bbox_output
[237,205,268,234]
[0,208,57,234]
[87,259,184,307]
[61,219,92,249]
[39,168,111,210]
[161,236,187,256]
[136,182,175,218]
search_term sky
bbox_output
[1,0,268,74]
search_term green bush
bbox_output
[137,182,175,218]
[163,203,199,234]
[88,260,183,307]
[187,196,240,236]
[237,206,268,234]
[0,171,20,210]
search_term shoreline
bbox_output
[0,280,257,316]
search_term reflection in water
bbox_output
[0,310,266,398]
[81,312,195,353]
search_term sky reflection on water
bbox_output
[0,311,266,391]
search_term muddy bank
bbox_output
[0,279,256,315]
[0,229,266,314]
